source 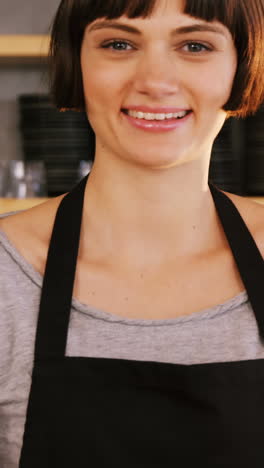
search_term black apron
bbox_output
[19,174,264,467]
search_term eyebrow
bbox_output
[88,20,227,38]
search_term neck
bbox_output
[80,155,224,270]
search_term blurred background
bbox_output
[0,0,263,210]
[0,0,60,167]
[0,0,94,207]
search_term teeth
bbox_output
[127,110,189,120]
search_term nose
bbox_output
[133,48,181,99]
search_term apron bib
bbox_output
[19,175,264,467]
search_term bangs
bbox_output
[76,0,157,32]
[76,0,239,35]
[185,0,238,29]
[89,0,157,19]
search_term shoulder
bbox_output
[0,194,65,275]
[222,189,264,257]
[0,187,264,269]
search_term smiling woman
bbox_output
[50,0,264,118]
[1,1,264,468]
[63,0,236,177]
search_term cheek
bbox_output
[209,73,236,106]
[82,61,125,108]
[190,66,236,110]
[209,58,237,103]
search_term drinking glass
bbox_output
[5,160,47,198]
[78,160,93,179]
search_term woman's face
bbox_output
[80,0,238,169]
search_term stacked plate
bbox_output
[209,117,244,194]
[244,105,264,195]
[19,94,257,196]
[18,94,95,196]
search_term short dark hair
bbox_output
[49,0,264,119]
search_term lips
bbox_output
[121,109,192,120]
[121,108,193,133]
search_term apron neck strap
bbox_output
[34,178,264,360]
[35,174,88,359]
[209,182,264,342]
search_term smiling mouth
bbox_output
[121,109,192,120]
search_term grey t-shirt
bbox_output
[0,212,264,467]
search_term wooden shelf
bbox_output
[250,197,264,205]
[0,198,49,214]
[0,35,50,62]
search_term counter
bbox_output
[0,198,49,214]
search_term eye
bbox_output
[182,41,212,53]
[99,39,213,54]
[100,40,134,51]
